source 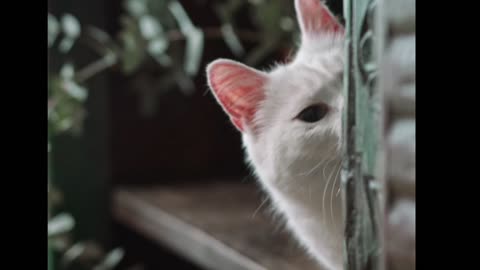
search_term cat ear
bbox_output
[206,59,267,133]
[295,0,344,36]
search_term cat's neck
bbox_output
[243,134,343,270]
[265,162,343,270]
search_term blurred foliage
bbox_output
[48,0,300,129]
[214,0,298,64]
[48,1,304,269]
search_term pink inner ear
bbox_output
[297,0,343,34]
[207,60,267,132]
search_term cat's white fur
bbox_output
[243,38,344,270]
[207,1,344,269]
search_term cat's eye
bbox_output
[296,104,329,123]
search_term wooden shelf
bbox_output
[112,181,321,270]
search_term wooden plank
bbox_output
[343,0,384,269]
[112,181,321,270]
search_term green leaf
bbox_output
[279,16,295,32]
[62,242,86,265]
[49,77,84,134]
[48,14,59,47]
[58,38,75,53]
[61,14,81,38]
[120,33,144,73]
[220,24,245,57]
[184,27,204,76]
[139,15,163,40]
[58,118,73,131]
[48,213,75,237]
[59,64,88,102]
[125,0,148,18]
[168,1,203,75]
[61,241,104,267]
[119,15,146,74]
[148,38,168,56]
[63,80,88,102]
[168,1,194,33]
[93,248,125,270]
[60,63,74,79]
[59,14,81,53]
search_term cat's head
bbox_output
[206,0,344,178]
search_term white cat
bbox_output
[206,0,344,269]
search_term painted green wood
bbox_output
[342,0,384,269]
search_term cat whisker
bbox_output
[322,156,337,228]
[308,183,312,202]
[324,161,339,230]
[321,179,329,229]
[251,197,270,219]
[299,143,338,176]
[322,156,334,180]
[330,161,342,235]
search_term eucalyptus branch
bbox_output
[167,27,261,43]
[72,25,276,85]
[75,54,117,83]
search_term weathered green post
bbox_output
[342,0,385,269]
